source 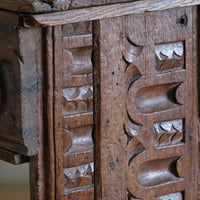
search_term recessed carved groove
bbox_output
[136,83,182,114]
[137,157,180,187]
[64,162,94,193]
[63,46,92,75]
[155,42,184,73]
[154,119,184,147]
[63,126,93,155]
[155,192,183,200]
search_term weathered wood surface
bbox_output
[0,11,42,156]
[53,22,94,200]
[93,17,127,199]
[93,6,198,199]
[2,0,200,13]
[28,27,55,200]
[23,0,200,27]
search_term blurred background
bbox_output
[0,160,30,200]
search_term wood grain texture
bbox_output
[29,27,55,200]
[93,6,198,200]
[23,0,200,27]
[93,17,127,199]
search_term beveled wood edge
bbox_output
[23,0,200,27]
[0,148,29,165]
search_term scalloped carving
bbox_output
[154,119,184,147]
[63,86,93,115]
[64,163,94,193]
[155,42,184,73]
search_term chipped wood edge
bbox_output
[23,0,200,27]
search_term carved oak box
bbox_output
[0,0,200,200]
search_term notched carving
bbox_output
[155,42,184,73]
[137,157,180,187]
[136,83,182,114]
[63,86,93,115]
[155,192,183,200]
[64,163,94,193]
[154,119,184,147]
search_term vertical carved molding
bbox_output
[54,22,94,200]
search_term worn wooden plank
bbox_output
[0,0,135,13]
[0,0,52,13]
[93,17,127,199]
[2,0,200,14]
[54,25,65,200]
[42,27,55,200]
[23,0,200,27]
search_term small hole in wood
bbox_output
[176,15,188,28]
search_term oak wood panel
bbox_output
[93,17,127,199]
[93,6,198,200]
[23,0,200,27]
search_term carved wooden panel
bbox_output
[54,22,94,200]
[93,6,198,200]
